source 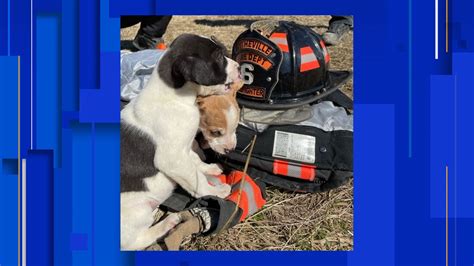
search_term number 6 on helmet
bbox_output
[232,20,352,110]
[240,63,255,85]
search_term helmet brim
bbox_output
[237,70,352,110]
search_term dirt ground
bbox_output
[121,16,353,251]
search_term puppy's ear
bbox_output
[196,96,205,107]
[210,36,229,57]
[172,56,224,86]
[230,80,244,98]
[196,97,207,112]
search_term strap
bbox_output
[320,89,353,110]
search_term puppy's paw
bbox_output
[214,184,232,199]
[162,213,182,232]
[200,163,223,176]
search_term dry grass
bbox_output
[121,16,353,251]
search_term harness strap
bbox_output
[320,89,353,110]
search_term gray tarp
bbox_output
[121,49,165,101]
[240,101,353,133]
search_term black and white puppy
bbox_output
[120,34,241,250]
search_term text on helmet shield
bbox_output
[237,39,274,55]
[238,85,266,99]
[236,52,273,71]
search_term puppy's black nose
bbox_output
[224,149,231,154]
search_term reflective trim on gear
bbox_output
[273,160,316,181]
[300,46,320,72]
[207,171,266,222]
[270,32,289,52]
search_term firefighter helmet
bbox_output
[232,20,351,109]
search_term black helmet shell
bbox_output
[232,20,351,109]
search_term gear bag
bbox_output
[219,101,353,193]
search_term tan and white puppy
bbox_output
[197,80,243,155]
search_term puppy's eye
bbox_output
[210,130,223,137]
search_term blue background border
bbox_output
[1,0,473,265]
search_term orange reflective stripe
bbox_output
[227,190,249,221]
[270,32,286,38]
[299,164,316,181]
[274,160,316,181]
[270,32,289,52]
[246,174,267,208]
[319,40,330,63]
[224,171,267,221]
[279,45,290,52]
[226,171,243,185]
[239,191,249,221]
[300,46,320,72]
[300,61,320,72]
[300,46,313,55]
[273,160,289,175]
[226,190,238,202]
[216,174,227,184]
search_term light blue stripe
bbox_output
[408,0,413,158]
[100,0,120,52]
[233,181,258,215]
[7,0,10,55]
[36,15,61,167]
[72,124,93,266]
[0,56,19,266]
[454,72,457,266]
[91,123,96,266]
